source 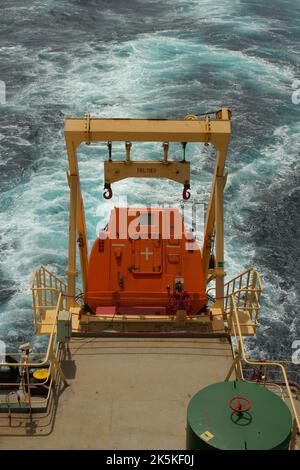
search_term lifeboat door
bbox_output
[132,238,162,275]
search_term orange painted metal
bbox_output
[85,208,207,315]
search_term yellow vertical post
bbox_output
[248,270,257,321]
[65,132,89,300]
[67,175,78,308]
[77,190,89,294]
[202,169,216,279]
[202,108,230,282]
[202,147,228,282]
[37,270,43,319]
[215,175,225,309]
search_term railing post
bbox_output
[50,274,54,306]
[237,273,242,307]
[37,270,43,320]
[21,351,32,419]
[248,270,257,321]
[242,270,249,311]
[225,356,239,381]
[50,340,67,385]
[32,285,37,327]
[289,418,297,450]
[42,268,46,307]
[236,343,244,380]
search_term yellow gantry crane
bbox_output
[64,108,231,309]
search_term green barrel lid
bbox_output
[187,381,292,450]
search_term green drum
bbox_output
[186,381,292,450]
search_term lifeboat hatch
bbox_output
[132,238,162,275]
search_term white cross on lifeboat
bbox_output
[140,247,153,261]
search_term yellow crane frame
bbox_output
[64,108,231,309]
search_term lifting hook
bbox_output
[183,183,191,200]
[103,183,112,199]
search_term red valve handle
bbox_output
[103,188,112,199]
[229,396,252,413]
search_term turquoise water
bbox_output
[0,0,299,359]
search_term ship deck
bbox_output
[0,336,233,449]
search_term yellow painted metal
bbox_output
[207,267,263,335]
[225,267,263,332]
[0,293,67,412]
[33,369,49,381]
[77,309,223,329]
[63,108,232,303]
[202,146,229,283]
[77,186,89,294]
[31,266,67,330]
[64,133,89,303]
[104,160,190,185]
[64,114,231,145]
[66,175,78,309]
[202,110,231,284]
[214,175,225,308]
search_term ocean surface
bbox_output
[0,0,299,359]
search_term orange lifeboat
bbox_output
[85,207,207,316]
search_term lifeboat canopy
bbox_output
[85,207,207,316]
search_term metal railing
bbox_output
[0,293,66,417]
[226,293,300,440]
[224,268,263,319]
[242,362,300,393]
[207,268,263,334]
[31,266,67,330]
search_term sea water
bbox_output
[0,0,299,359]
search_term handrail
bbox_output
[0,293,63,368]
[207,268,263,334]
[207,268,263,302]
[231,287,261,328]
[0,292,66,414]
[224,267,263,289]
[224,268,263,312]
[229,293,300,433]
[31,266,67,328]
[31,266,68,290]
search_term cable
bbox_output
[207,293,216,304]
[104,310,117,330]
